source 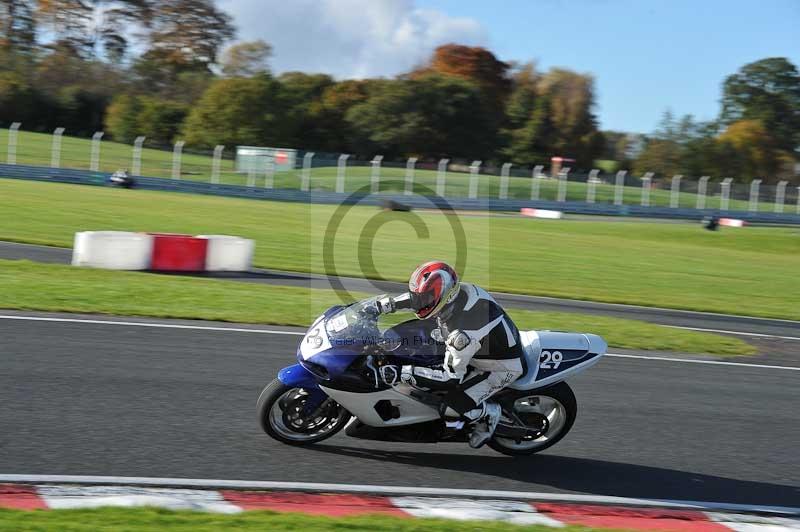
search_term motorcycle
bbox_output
[257,296,607,455]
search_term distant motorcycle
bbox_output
[257,296,607,455]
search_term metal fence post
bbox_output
[499,162,512,199]
[670,175,682,208]
[614,170,627,206]
[586,169,599,203]
[557,167,570,202]
[696,176,710,209]
[7,122,20,164]
[436,158,449,197]
[264,159,275,188]
[211,145,224,184]
[247,164,256,187]
[531,165,544,200]
[749,179,762,212]
[797,187,800,215]
[640,172,654,207]
[301,152,314,192]
[774,181,787,213]
[370,155,383,194]
[50,127,65,168]
[720,178,733,211]
[171,140,185,179]
[131,136,145,176]
[336,154,350,193]
[89,132,104,171]
[404,157,417,196]
[468,161,481,199]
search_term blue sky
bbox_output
[415,0,800,133]
[226,0,799,134]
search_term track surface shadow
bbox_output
[306,444,800,507]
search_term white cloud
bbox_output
[219,0,488,78]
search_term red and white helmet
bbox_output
[408,261,460,319]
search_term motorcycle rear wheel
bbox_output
[488,381,577,456]
[257,379,350,445]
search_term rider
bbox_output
[375,261,525,448]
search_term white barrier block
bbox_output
[72,231,153,270]
[520,208,563,220]
[197,235,255,272]
[719,218,746,228]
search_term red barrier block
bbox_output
[150,233,208,271]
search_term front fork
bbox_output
[277,363,327,414]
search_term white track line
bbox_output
[606,353,800,371]
[667,325,800,341]
[1,314,798,371]
[0,315,304,336]
[0,475,797,516]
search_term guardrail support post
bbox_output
[696,176,710,209]
[640,172,653,206]
[614,170,627,205]
[748,179,762,212]
[90,132,104,171]
[499,162,512,199]
[774,180,787,213]
[436,158,449,197]
[370,155,383,194]
[531,165,544,200]
[336,154,350,193]
[720,177,733,211]
[171,140,185,179]
[51,127,65,168]
[586,169,599,203]
[468,160,481,199]
[132,136,145,176]
[405,157,417,196]
[557,167,570,202]
[670,175,682,208]
[264,159,275,188]
[211,145,224,184]
[301,152,314,191]
[7,122,21,164]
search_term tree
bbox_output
[0,0,37,64]
[721,57,800,152]
[182,75,279,148]
[220,40,271,78]
[308,79,372,153]
[346,74,493,159]
[717,119,780,181]
[105,94,142,143]
[137,97,188,146]
[145,0,235,71]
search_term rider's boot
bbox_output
[468,402,501,449]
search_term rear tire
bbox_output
[488,381,577,456]
[257,379,350,446]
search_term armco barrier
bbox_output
[3,163,800,225]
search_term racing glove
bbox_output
[444,330,481,380]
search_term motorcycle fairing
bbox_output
[511,330,607,390]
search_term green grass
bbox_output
[0,507,610,532]
[2,179,798,320]
[0,260,756,355]
[0,128,781,210]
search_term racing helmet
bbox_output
[408,261,460,319]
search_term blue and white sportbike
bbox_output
[257,296,607,456]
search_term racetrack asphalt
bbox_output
[1,311,798,507]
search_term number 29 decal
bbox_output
[539,350,563,369]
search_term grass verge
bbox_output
[0,507,602,532]
[1,179,798,320]
[0,260,755,356]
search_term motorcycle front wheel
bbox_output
[257,379,351,445]
[488,381,577,456]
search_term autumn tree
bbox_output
[717,119,781,181]
[221,40,272,78]
[0,0,36,65]
[721,57,800,152]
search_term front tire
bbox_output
[488,381,577,456]
[257,379,350,446]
